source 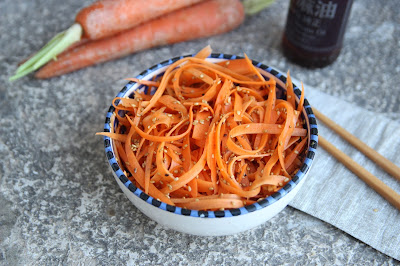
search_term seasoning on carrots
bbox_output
[96,46,309,211]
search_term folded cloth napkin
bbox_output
[288,82,400,261]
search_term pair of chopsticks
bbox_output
[313,108,400,211]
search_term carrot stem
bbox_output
[242,0,276,15]
[9,23,82,81]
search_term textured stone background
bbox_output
[1,0,399,264]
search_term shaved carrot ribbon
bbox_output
[97,49,308,211]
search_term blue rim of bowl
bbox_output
[102,53,318,218]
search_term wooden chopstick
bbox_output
[313,108,400,181]
[313,108,400,210]
[318,136,400,211]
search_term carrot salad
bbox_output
[97,46,308,211]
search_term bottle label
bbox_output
[285,0,353,53]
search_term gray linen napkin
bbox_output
[288,83,400,261]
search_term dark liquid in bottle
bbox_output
[282,0,353,68]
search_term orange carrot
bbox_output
[76,0,206,40]
[10,0,212,81]
[35,0,245,79]
[98,47,309,211]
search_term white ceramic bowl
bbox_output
[101,53,318,236]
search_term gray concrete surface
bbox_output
[1,0,399,264]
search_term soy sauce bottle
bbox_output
[282,0,354,68]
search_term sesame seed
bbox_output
[193,120,199,125]
[199,120,205,124]
[211,154,214,158]
[284,177,290,182]
[236,111,241,115]
[188,186,192,192]
[134,168,137,173]
[246,124,250,128]
[209,187,214,191]
[294,150,299,154]
[167,184,173,190]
